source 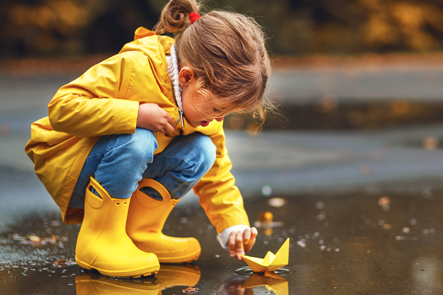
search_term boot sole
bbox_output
[75,256,159,278]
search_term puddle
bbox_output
[225,101,443,131]
[1,185,443,293]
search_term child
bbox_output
[25,0,271,278]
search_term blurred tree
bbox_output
[206,0,443,54]
[360,0,443,51]
[1,0,443,59]
[0,0,159,58]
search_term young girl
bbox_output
[25,0,271,278]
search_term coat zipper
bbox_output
[176,108,185,128]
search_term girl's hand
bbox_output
[228,227,258,261]
[137,103,176,134]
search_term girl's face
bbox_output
[182,85,225,128]
[180,67,235,128]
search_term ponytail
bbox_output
[154,0,200,34]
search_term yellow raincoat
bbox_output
[25,27,250,234]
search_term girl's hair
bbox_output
[154,0,272,128]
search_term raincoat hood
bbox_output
[125,27,173,91]
[121,27,175,106]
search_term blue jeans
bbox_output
[69,128,216,209]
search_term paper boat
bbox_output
[241,238,289,272]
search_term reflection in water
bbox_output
[76,264,200,294]
[75,265,289,295]
[253,211,284,236]
[217,276,249,295]
[234,266,291,276]
[217,272,288,295]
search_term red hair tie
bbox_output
[189,12,201,24]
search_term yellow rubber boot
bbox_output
[126,179,201,263]
[75,177,160,277]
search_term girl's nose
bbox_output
[215,117,224,122]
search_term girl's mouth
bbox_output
[200,121,210,127]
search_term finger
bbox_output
[251,227,258,239]
[243,228,251,244]
[244,228,258,253]
[168,114,177,129]
[165,122,175,135]
[228,232,237,258]
[235,232,245,260]
[163,114,176,136]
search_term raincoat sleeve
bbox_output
[193,125,250,234]
[47,52,141,137]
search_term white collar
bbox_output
[166,44,183,112]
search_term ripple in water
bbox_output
[233,266,292,276]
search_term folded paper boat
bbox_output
[241,238,290,272]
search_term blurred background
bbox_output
[2,0,443,131]
[2,0,443,58]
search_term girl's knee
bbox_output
[192,134,216,171]
[120,128,158,163]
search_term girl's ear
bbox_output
[178,67,195,85]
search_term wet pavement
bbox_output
[1,176,443,294]
[2,59,443,294]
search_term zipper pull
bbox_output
[179,108,185,127]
